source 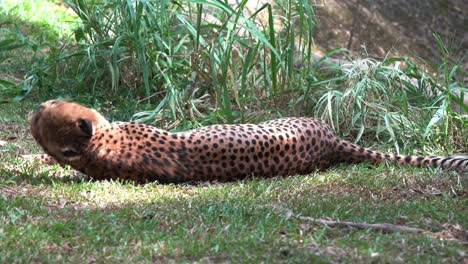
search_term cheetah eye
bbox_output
[62,150,80,158]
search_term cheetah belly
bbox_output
[180,123,334,181]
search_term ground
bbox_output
[0,0,467,262]
[1,102,467,262]
[314,0,467,70]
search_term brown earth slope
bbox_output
[313,0,467,68]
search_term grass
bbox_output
[313,55,467,154]
[0,0,77,38]
[0,0,467,262]
[1,98,467,263]
[2,0,465,151]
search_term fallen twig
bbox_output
[0,184,18,193]
[272,205,425,233]
[297,214,424,233]
[273,205,467,242]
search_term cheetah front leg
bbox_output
[21,154,59,166]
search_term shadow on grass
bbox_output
[1,166,466,262]
[0,160,88,186]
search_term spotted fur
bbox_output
[28,100,467,183]
[22,154,57,165]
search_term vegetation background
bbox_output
[0,0,466,262]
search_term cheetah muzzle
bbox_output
[28,100,467,183]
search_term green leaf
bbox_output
[423,102,447,138]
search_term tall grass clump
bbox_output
[40,0,317,126]
[1,1,465,155]
[0,0,80,103]
[311,42,466,153]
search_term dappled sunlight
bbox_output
[1,0,466,262]
[28,164,465,211]
[0,0,77,38]
[1,161,466,262]
[49,180,209,208]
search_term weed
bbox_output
[0,2,466,261]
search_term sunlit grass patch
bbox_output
[0,0,466,262]
[0,0,78,39]
[0,164,466,262]
[0,102,465,262]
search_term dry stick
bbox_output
[297,215,425,233]
[0,184,18,193]
[273,205,426,233]
[276,206,468,243]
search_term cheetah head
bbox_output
[29,100,110,165]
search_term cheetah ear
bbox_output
[77,118,94,137]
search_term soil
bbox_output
[313,0,467,69]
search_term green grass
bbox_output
[1,0,465,151]
[0,0,77,102]
[0,0,467,262]
[1,99,467,263]
[0,0,77,38]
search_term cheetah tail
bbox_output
[335,140,468,172]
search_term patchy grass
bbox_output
[0,102,467,263]
[0,0,77,39]
[0,1,466,261]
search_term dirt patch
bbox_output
[304,175,465,202]
[382,180,467,201]
[433,224,468,242]
[313,0,467,69]
[0,183,49,199]
[0,123,28,141]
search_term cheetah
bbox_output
[28,100,467,183]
